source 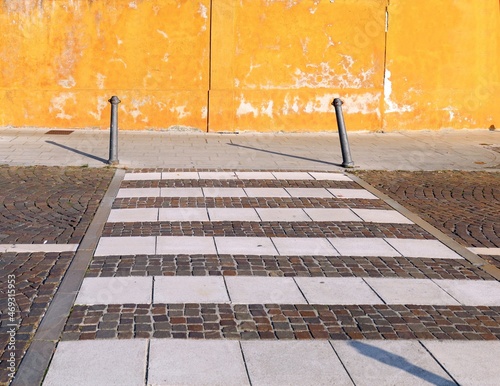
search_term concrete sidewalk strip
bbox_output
[116,187,161,198]
[161,187,204,197]
[162,171,199,180]
[328,237,400,257]
[364,278,460,305]
[148,340,249,385]
[272,237,339,256]
[0,244,79,253]
[328,188,379,199]
[43,339,148,386]
[303,208,362,222]
[272,171,314,180]
[123,172,162,180]
[352,209,413,224]
[215,236,278,255]
[75,277,153,305]
[159,207,209,222]
[157,236,217,255]
[198,171,237,179]
[309,172,352,181]
[203,187,247,197]
[153,276,230,304]
[421,341,500,386]
[385,238,463,259]
[242,341,353,386]
[235,171,276,179]
[285,187,334,198]
[256,208,311,221]
[208,207,261,221]
[94,236,156,256]
[243,187,291,197]
[108,208,158,222]
[225,276,307,304]
[295,277,382,304]
[332,340,456,386]
[432,279,500,306]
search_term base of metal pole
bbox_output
[332,98,354,168]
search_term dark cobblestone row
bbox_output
[121,179,359,189]
[61,303,500,341]
[0,166,114,244]
[85,254,493,280]
[102,221,432,239]
[0,252,74,384]
[352,171,500,268]
[112,197,390,210]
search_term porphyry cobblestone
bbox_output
[102,221,431,239]
[85,254,493,280]
[353,171,500,268]
[0,166,114,244]
[112,197,390,210]
[0,252,74,385]
[61,303,500,341]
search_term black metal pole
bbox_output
[108,96,120,165]
[332,98,354,168]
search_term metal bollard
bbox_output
[332,98,354,168]
[108,96,121,165]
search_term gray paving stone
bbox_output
[272,237,339,256]
[215,236,278,255]
[161,187,204,197]
[107,208,158,222]
[333,340,455,386]
[43,339,148,386]
[203,187,248,197]
[157,236,217,254]
[158,208,209,222]
[116,187,161,198]
[148,340,249,385]
[385,238,463,259]
[303,208,361,222]
[225,277,306,304]
[352,209,413,224]
[123,172,161,180]
[75,277,153,305]
[285,187,333,198]
[244,187,290,197]
[328,188,378,199]
[154,276,230,303]
[208,208,260,221]
[94,236,156,256]
[328,237,399,257]
[432,279,500,306]
[256,208,311,221]
[242,341,353,386]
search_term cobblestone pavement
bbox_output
[352,171,500,268]
[0,166,114,385]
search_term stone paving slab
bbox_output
[60,303,500,341]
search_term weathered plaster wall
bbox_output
[0,0,210,129]
[0,0,498,132]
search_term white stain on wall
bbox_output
[88,96,108,121]
[96,73,106,90]
[49,93,76,120]
[58,76,76,89]
[236,97,259,117]
[384,70,413,113]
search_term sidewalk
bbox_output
[1,128,499,385]
[1,127,499,170]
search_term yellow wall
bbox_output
[0,0,498,132]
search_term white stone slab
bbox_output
[309,172,352,181]
[108,208,158,222]
[469,247,500,256]
[256,208,311,221]
[208,208,260,221]
[160,187,204,197]
[43,339,148,386]
[295,277,381,304]
[202,187,248,197]
[0,244,79,253]
[286,188,333,198]
[154,276,230,303]
[148,340,249,385]
[242,341,353,386]
[94,236,156,256]
[161,171,199,179]
[333,340,455,386]
[352,209,413,224]
[385,238,463,259]
[422,341,500,386]
[116,187,161,198]
[158,208,209,222]
[244,187,290,197]
[75,277,153,305]
[272,237,339,256]
[328,238,399,257]
[364,278,460,305]
[215,237,278,255]
[235,171,275,179]
[433,279,500,306]
[328,188,378,199]
[272,172,314,180]
[157,236,217,254]
[304,208,362,222]
[123,172,162,180]
[225,277,306,304]
[198,171,237,179]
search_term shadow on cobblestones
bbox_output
[352,171,500,269]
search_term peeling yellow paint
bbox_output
[0,0,498,132]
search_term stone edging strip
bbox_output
[11,169,125,386]
[348,173,500,281]
[0,244,79,253]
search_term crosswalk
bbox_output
[42,170,500,385]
